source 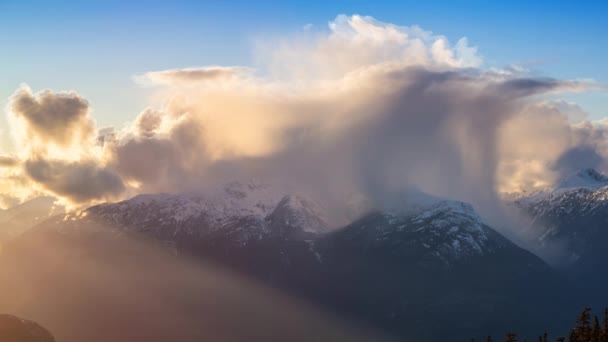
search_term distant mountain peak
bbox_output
[380,189,482,224]
[0,196,63,240]
[70,181,334,243]
[555,168,608,190]
[266,195,328,235]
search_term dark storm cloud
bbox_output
[24,159,125,203]
[120,66,590,224]
[553,145,604,176]
[110,111,208,193]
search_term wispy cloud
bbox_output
[135,66,253,87]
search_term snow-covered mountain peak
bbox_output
[266,195,329,234]
[502,168,608,207]
[99,180,284,224]
[555,168,608,190]
[66,181,335,242]
[408,199,481,223]
[339,196,498,266]
[383,189,483,226]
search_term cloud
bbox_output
[7,86,95,151]
[496,101,608,192]
[117,63,589,226]
[2,86,120,205]
[24,158,125,203]
[136,66,252,86]
[553,145,604,176]
[0,155,18,167]
[0,14,604,216]
[134,108,163,137]
[494,78,596,98]
[541,100,588,123]
[254,14,482,82]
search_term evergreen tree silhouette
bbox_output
[568,329,577,342]
[480,307,608,342]
[576,307,592,342]
[506,332,518,342]
[593,315,602,342]
[602,308,608,342]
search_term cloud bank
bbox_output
[1,15,605,219]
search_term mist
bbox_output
[0,220,394,342]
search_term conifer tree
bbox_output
[576,307,592,341]
[506,332,518,342]
[569,329,577,342]
[602,308,608,342]
[593,315,602,342]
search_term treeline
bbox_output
[474,307,608,342]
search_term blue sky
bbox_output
[1,0,607,150]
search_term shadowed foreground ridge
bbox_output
[0,314,55,342]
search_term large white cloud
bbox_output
[253,15,482,82]
[0,14,604,216]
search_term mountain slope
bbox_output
[506,168,608,301]
[0,315,55,342]
[4,186,573,341]
[64,181,327,241]
[0,197,62,241]
[311,201,570,340]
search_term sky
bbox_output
[1,0,607,138]
[1,0,607,211]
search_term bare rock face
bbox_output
[0,315,54,342]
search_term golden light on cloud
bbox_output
[0,14,604,214]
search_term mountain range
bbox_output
[2,171,608,341]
